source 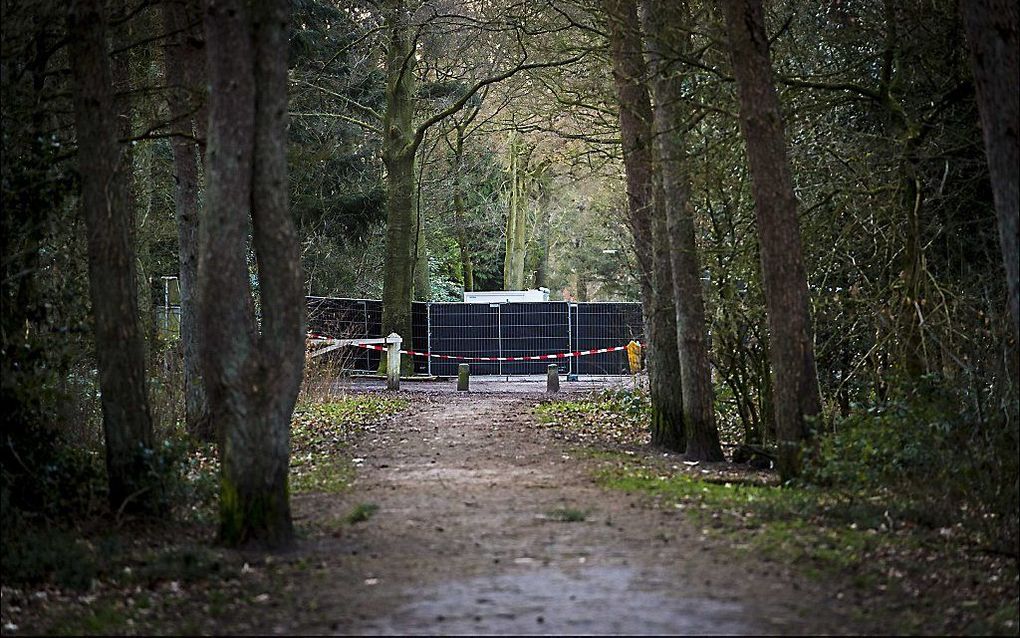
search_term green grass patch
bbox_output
[345,502,379,524]
[290,394,407,494]
[593,457,1019,635]
[50,601,128,636]
[535,389,650,447]
[596,461,896,570]
[291,460,355,494]
[133,545,238,586]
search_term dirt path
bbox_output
[287,383,869,635]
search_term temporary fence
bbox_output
[305,296,644,377]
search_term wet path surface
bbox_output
[290,384,863,635]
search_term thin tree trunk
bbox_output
[897,147,927,376]
[642,0,723,461]
[503,134,530,290]
[202,0,301,548]
[722,0,822,480]
[875,1,928,378]
[163,0,212,441]
[534,200,550,290]
[452,126,475,292]
[961,0,1019,344]
[603,0,684,451]
[69,0,155,513]
[109,0,147,352]
[503,138,519,290]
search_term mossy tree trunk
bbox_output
[201,0,304,548]
[649,195,686,452]
[68,0,156,513]
[642,0,724,462]
[723,0,823,480]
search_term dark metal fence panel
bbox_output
[570,302,644,375]
[427,302,501,376]
[499,302,571,375]
[411,301,429,374]
[306,297,382,370]
[304,296,642,376]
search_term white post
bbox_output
[386,332,402,390]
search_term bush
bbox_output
[0,425,106,522]
[804,386,1019,552]
[0,524,100,589]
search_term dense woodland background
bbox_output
[1,0,1017,582]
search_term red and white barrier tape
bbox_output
[306,333,639,362]
[353,343,630,361]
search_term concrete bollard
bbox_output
[547,364,560,393]
[386,332,402,390]
[458,363,470,391]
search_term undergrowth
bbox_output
[535,388,651,448]
[558,386,1019,635]
[1,390,408,631]
[290,395,407,494]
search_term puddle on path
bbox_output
[355,564,754,635]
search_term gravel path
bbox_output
[289,381,868,635]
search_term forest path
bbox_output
[289,385,866,635]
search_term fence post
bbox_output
[458,363,470,391]
[547,364,559,393]
[386,332,402,390]
[497,303,503,377]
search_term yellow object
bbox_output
[626,340,643,373]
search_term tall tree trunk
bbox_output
[577,272,589,302]
[162,0,212,441]
[69,0,156,513]
[381,0,415,373]
[502,140,518,290]
[534,199,550,290]
[722,0,822,480]
[961,0,1019,344]
[109,0,147,351]
[452,127,475,292]
[503,134,530,290]
[642,0,723,461]
[202,0,302,548]
[603,0,684,451]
